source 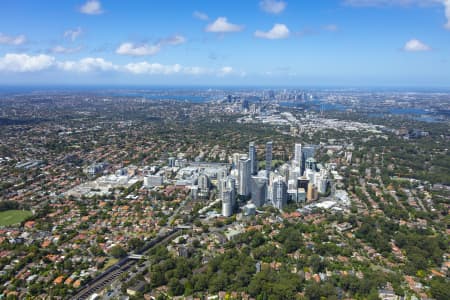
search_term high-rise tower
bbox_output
[249,142,257,175]
[265,141,273,177]
[301,145,315,175]
[251,176,267,207]
[272,176,287,210]
[294,143,302,167]
[238,157,251,197]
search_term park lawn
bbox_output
[0,210,33,226]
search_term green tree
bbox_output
[430,277,450,300]
[109,245,127,258]
[168,278,184,296]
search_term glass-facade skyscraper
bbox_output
[249,142,257,175]
[265,141,272,177]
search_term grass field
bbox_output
[0,210,33,226]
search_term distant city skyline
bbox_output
[0,0,450,86]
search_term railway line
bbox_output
[71,228,182,300]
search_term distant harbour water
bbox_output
[280,101,442,123]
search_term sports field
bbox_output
[0,210,33,226]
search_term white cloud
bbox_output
[403,39,432,51]
[193,11,209,20]
[445,0,450,29]
[0,53,240,77]
[64,27,83,41]
[116,35,186,57]
[57,57,117,72]
[0,33,26,45]
[218,66,234,76]
[0,53,54,72]
[124,62,182,74]
[51,45,82,54]
[255,24,290,39]
[205,17,244,33]
[323,24,339,32]
[116,43,161,56]
[259,0,287,14]
[124,62,227,76]
[160,35,187,46]
[80,0,103,15]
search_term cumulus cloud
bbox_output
[124,62,233,76]
[124,62,183,74]
[57,57,117,72]
[205,17,244,33]
[0,33,26,45]
[0,53,117,73]
[0,53,54,72]
[124,62,212,76]
[403,39,432,51]
[51,45,82,54]
[255,24,290,39]
[64,27,83,41]
[0,53,240,77]
[259,0,287,14]
[116,43,161,56]
[116,35,186,57]
[193,11,209,20]
[80,0,103,15]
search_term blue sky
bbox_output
[0,0,449,87]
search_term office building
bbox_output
[316,169,329,194]
[305,157,318,172]
[250,176,267,207]
[288,189,298,203]
[305,168,315,183]
[279,163,290,183]
[217,168,228,182]
[307,183,318,202]
[272,176,287,210]
[297,188,306,203]
[294,143,302,167]
[190,186,198,200]
[232,153,242,168]
[289,168,301,181]
[265,141,273,177]
[298,177,309,192]
[301,145,315,175]
[168,157,176,167]
[144,175,163,188]
[238,157,251,197]
[222,191,233,217]
[221,176,236,217]
[249,142,258,175]
[197,173,209,192]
